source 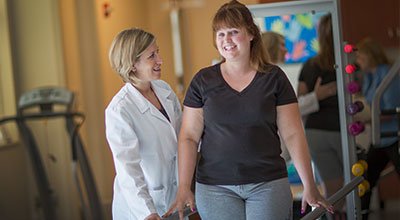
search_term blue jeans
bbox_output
[195,178,293,220]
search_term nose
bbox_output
[224,33,232,41]
[156,54,163,64]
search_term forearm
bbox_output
[178,138,198,188]
[177,107,204,189]
[285,133,316,189]
[277,103,316,189]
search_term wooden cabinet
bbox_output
[258,0,400,48]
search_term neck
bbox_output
[134,81,152,94]
[222,60,254,76]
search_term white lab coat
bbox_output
[105,80,182,220]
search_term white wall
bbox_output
[279,63,303,94]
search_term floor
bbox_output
[368,188,400,220]
[368,165,400,220]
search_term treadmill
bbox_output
[0,87,104,220]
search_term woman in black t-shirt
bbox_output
[164,1,333,219]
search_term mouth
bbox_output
[223,45,237,51]
[153,66,161,72]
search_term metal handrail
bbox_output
[371,57,400,145]
[301,176,364,220]
[163,176,364,220]
[163,207,197,220]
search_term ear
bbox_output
[131,66,137,72]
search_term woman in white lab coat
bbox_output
[106,28,182,220]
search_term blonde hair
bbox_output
[109,28,155,84]
[262,32,284,64]
[212,0,271,72]
[357,37,390,68]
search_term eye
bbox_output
[217,32,225,38]
[231,30,239,35]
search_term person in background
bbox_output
[262,31,337,161]
[261,31,287,64]
[297,13,344,218]
[262,31,336,116]
[105,28,182,220]
[164,1,333,219]
[355,37,400,220]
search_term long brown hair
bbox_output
[313,14,334,71]
[212,0,270,72]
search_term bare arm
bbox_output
[314,79,337,101]
[178,106,203,189]
[277,103,315,190]
[298,81,309,96]
[164,106,204,219]
[277,103,333,213]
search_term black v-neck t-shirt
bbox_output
[184,63,298,185]
[159,106,170,122]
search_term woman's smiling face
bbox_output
[134,41,163,82]
[215,26,253,61]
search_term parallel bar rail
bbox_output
[371,57,400,145]
[301,176,364,220]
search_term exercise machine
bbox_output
[0,87,104,220]
[371,57,400,145]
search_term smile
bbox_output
[153,66,161,72]
[224,45,236,51]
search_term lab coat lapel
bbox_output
[126,82,173,125]
[126,83,150,114]
[151,81,174,124]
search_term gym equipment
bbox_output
[348,121,365,136]
[301,176,364,220]
[351,160,368,177]
[0,87,104,220]
[344,44,357,53]
[371,57,400,145]
[346,81,361,94]
[350,160,370,197]
[163,207,196,220]
[345,64,358,74]
[357,180,370,197]
[346,101,364,115]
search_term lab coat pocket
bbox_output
[149,186,167,214]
